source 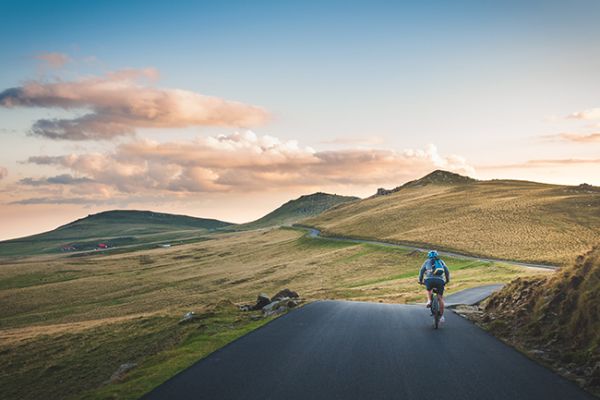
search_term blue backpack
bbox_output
[432,258,445,277]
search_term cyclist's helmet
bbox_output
[427,250,439,259]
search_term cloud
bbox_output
[20,131,474,205]
[566,108,600,120]
[479,158,600,170]
[540,132,600,143]
[0,167,7,180]
[320,136,385,146]
[19,174,94,186]
[0,69,269,140]
[35,52,71,68]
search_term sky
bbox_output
[0,0,599,240]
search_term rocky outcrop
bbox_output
[239,288,302,316]
[272,288,299,301]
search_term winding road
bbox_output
[143,299,593,400]
[303,227,557,270]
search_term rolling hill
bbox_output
[305,170,600,265]
[0,210,233,256]
[239,192,359,229]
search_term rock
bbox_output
[179,311,197,324]
[263,299,286,313]
[272,289,299,301]
[254,293,271,310]
[238,304,253,312]
[110,362,137,383]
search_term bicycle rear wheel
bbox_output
[432,295,440,329]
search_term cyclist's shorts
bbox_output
[424,278,445,296]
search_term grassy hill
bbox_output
[239,192,359,229]
[306,170,600,265]
[481,247,600,395]
[0,227,547,399]
[0,210,233,256]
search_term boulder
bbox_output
[272,288,299,301]
[254,293,271,310]
[262,299,284,313]
[262,297,301,317]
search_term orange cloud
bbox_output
[540,132,600,143]
[0,167,7,180]
[17,132,474,204]
[567,108,600,120]
[0,69,269,140]
[478,158,600,170]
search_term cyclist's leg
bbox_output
[424,279,433,305]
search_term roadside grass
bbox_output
[79,304,272,400]
[0,228,550,399]
[476,247,600,396]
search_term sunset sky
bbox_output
[1,0,599,240]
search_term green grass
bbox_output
[0,210,232,257]
[78,304,272,400]
[0,228,549,399]
[0,270,84,290]
[238,192,359,230]
[0,302,272,400]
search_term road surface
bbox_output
[303,227,557,270]
[143,301,593,400]
[444,284,504,306]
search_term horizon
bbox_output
[1,1,600,239]
[1,168,593,241]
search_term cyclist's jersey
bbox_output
[418,258,450,282]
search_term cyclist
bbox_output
[418,250,450,322]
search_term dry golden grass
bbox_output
[306,180,600,265]
[0,227,549,399]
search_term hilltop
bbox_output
[376,170,477,195]
[240,192,359,229]
[0,210,233,256]
[306,170,600,265]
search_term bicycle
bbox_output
[419,282,442,329]
[430,287,442,329]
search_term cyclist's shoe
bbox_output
[440,315,446,323]
[426,301,431,308]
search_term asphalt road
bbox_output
[444,284,504,306]
[303,227,557,270]
[142,301,593,400]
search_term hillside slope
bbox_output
[306,170,600,265]
[482,248,600,395]
[0,210,233,256]
[240,192,359,229]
